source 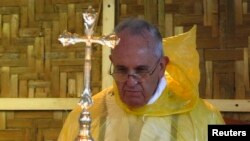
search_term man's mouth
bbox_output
[124,91,141,96]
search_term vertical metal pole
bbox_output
[102,0,115,89]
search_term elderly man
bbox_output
[58,18,225,141]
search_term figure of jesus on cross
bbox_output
[58,6,119,141]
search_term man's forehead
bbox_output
[116,28,156,48]
[117,28,152,39]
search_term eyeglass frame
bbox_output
[109,58,161,83]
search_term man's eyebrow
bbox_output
[135,65,150,69]
[114,64,150,69]
[114,64,150,68]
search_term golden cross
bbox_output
[58,6,119,141]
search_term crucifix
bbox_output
[58,6,119,141]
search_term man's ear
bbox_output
[159,56,169,74]
[162,56,169,69]
[164,56,169,66]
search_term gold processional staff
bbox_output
[58,6,119,141]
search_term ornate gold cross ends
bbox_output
[58,30,119,48]
[58,6,119,49]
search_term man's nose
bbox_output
[125,74,139,86]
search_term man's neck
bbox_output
[147,76,167,104]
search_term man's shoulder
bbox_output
[92,86,113,100]
[192,98,219,113]
[190,98,225,124]
[198,98,220,112]
[67,86,114,117]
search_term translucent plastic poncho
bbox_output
[57,26,225,141]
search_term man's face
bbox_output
[110,30,166,108]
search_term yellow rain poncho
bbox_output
[57,26,225,141]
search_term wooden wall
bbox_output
[0,0,250,140]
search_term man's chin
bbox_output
[121,92,146,108]
[124,100,145,108]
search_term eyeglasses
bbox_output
[109,58,161,83]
